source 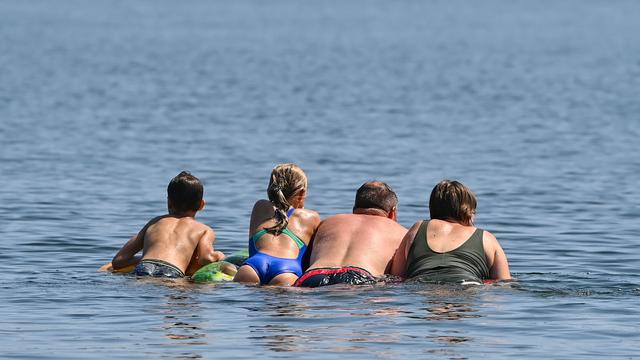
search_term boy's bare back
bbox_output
[142,216,217,274]
[111,171,223,276]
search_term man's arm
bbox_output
[483,231,511,280]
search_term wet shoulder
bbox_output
[172,217,213,234]
[481,229,498,251]
[146,215,175,230]
[387,217,409,236]
[292,208,321,226]
[407,220,423,234]
[252,199,273,212]
[321,213,404,230]
[319,213,356,226]
[366,214,405,229]
[250,200,277,223]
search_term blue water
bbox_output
[1,0,639,358]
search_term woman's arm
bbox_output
[389,221,421,278]
[483,231,511,280]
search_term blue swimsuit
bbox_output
[244,208,308,285]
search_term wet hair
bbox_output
[266,163,308,233]
[429,180,477,226]
[353,181,398,213]
[167,171,203,213]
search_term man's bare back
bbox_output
[308,214,407,276]
[295,181,407,287]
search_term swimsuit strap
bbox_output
[249,207,304,247]
[250,228,305,249]
[281,227,305,249]
[250,229,270,243]
[250,208,294,241]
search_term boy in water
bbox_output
[112,171,225,277]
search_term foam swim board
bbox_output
[190,249,249,283]
[191,261,238,282]
[220,249,249,267]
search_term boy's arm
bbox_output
[185,228,224,276]
[197,228,224,266]
[111,216,163,270]
[112,232,144,270]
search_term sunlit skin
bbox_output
[233,189,321,286]
[306,207,407,277]
[111,198,224,276]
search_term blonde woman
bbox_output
[234,164,321,286]
[391,180,510,284]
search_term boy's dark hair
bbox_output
[353,181,398,213]
[167,171,203,213]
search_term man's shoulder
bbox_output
[318,213,356,225]
[324,213,356,221]
[319,213,402,230]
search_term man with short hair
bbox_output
[295,181,407,287]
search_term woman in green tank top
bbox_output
[390,180,511,284]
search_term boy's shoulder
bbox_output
[148,215,214,232]
[183,217,216,237]
[142,215,172,230]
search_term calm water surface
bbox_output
[1,0,639,358]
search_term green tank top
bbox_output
[406,220,490,283]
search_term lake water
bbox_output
[1,0,639,358]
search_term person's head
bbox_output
[429,179,477,226]
[167,171,205,215]
[353,181,398,220]
[266,163,308,232]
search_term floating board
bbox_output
[220,249,249,267]
[191,261,238,282]
[190,249,249,283]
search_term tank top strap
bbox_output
[465,227,485,252]
[406,220,431,277]
[414,220,429,247]
[409,220,430,255]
